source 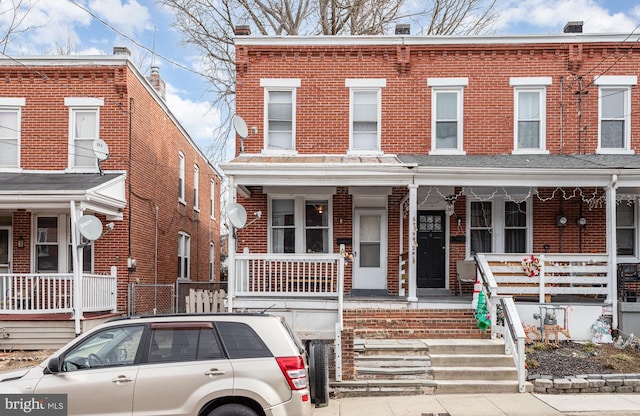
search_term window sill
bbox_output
[428,149,466,156]
[347,150,384,156]
[179,198,186,206]
[65,167,100,173]
[511,149,550,155]
[596,148,634,155]
[261,149,298,156]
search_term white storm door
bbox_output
[353,209,387,289]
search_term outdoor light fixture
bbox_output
[17,236,24,248]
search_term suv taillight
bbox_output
[276,356,308,390]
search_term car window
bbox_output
[216,322,272,359]
[62,325,144,372]
[147,328,224,363]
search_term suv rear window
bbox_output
[216,322,272,359]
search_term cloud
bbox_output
[88,0,152,37]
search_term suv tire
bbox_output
[208,403,258,416]
[308,341,329,407]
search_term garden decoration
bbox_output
[522,254,541,277]
[475,290,491,330]
[591,315,612,344]
[523,324,541,344]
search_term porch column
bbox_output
[69,201,83,335]
[607,175,618,328]
[226,176,236,312]
[407,184,418,301]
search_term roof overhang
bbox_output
[0,172,127,220]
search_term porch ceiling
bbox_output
[0,172,126,217]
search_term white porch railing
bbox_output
[235,253,344,297]
[0,272,117,314]
[491,296,527,393]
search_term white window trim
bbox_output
[193,164,200,211]
[267,195,333,253]
[261,78,300,155]
[466,197,533,257]
[0,98,25,171]
[617,200,639,262]
[32,214,67,273]
[509,77,551,155]
[594,76,637,155]
[210,179,216,220]
[209,242,215,281]
[65,100,103,172]
[346,79,386,155]
[427,78,468,155]
[178,152,186,205]
[178,231,191,279]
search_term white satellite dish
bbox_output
[232,115,249,138]
[227,202,248,229]
[77,215,103,241]
[92,138,109,162]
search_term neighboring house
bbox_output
[0,48,222,347]
[222,23,640,382]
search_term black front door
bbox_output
[417,211,446,289]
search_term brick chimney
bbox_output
[146,66,166,100]
[395,24,410,35]
[235,25,251,36]
[564,21,583,33]
[113,46,131,56]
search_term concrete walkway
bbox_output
[314,393,640,415]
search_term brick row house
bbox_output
[0,49,222,347]
[222,24,640,384]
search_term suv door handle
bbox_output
[205,369,226,376]
[112,375,133,383]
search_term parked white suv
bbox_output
[0,313,323,416]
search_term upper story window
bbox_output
[468,196,532,257]
[595,76,637,154]
[193,164,200,211]
[0,98,25,169]
[617,200,636,257]
[427,78,467,155]
[178,232,190,279]
[346,79,386,154]
[65,97,104,170]
[269,195,331,254]
[210,179,216,220]
[510,77,551,154]
[178,151,186,204]
[260,79,300,153]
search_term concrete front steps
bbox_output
[331,338,532,397]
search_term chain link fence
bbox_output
[128,283,175,316]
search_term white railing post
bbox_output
[539,254,546,304]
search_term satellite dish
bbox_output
[232,115,249,138]
[77,215,103,241]
[227,202,248,229]
[93,138,109,161]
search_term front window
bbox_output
[65,97,104,170]
[595,76,636,153]
[261,79,300,152]
[178,152,185,204]
[270,197,331,253]
[510,78,551,153]
[617,201,636,256]
[68,220,92,273]
[504,201,527,253]
[36,216,59,272]
[469,197,531,256]
[346,79,385,153]
[178,232,190,278]
[427,78,467,154]
[470,202,492,255]
[0,98,25,169]
[62,325,144,371]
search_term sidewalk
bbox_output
[314,393,640,416]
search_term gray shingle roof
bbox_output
[397,154,640,169]
[0,172,122,192]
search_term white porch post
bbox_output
[69,201,83,335]
[226,176,236,312]
[407,184,418,301]
[607,175,618,328]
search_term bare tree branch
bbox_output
[0,0,39,54]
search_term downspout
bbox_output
[127,98,134,313]
[607,174,618,329]
[559,76,564,154]
[578,76,583,155]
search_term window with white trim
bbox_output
[68,219,92,273]
[346,79,385,153]
[178,232,190,279]
[617,201,636,256]
[261,79,300,152]
[510,78,551,153]
[178,152,185,204]
[210,179,215,220]
[193,164,200,210]
[270,197,330,253]
[469,198,531,256]
[65,97,104,169]
[0,98,25,169]
[36,216,63,273]
[209,242,215,281]
[595,76,637,153]
[427,78,467,154]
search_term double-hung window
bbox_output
[210,179,216,220]
[617,200,636,257]
[427,78,467,154]
[270,196,331,254]
[65,97,104,170]
[0,98,25,169]
[178,232,190,279]
[346,79,385,154]
[178,152,185,204]
[595,76,636,154]
[469,196,531,256]
[261,79,300,153]
[510,77,551,153]
[193,164,200,211]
